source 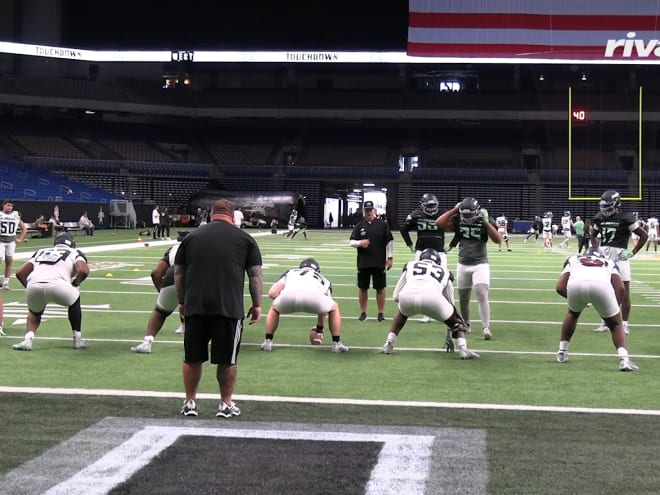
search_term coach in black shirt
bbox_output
[175,199,263,418]
[349,201,394,322]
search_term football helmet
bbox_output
[53,232,76,248]
[420,193,439,216]
[599,190,621,217]
[458,197,481,224]
[544,211,553,219]
[299,257,320,272]
[419,248,441,265]
[564,211,571,217]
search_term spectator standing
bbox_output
[260,258,348,353]
[436,197,501,340]
[382,248,479,359]
[591,190,647,335]
[12,233,89,351]
[1,199,28,290]
[151,206,160,239]
[131,243,185,353]
[555,248,638,371]
[175,199,263,418]
[79,211,95,236]
[349,200,394,322]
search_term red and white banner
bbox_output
[408,0,660,61]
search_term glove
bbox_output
[618,249,635,261]
[479,208,489,223]
[444,337,455,353]
[408,245,415,253]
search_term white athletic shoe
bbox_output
[12,339,33,351]
[73,337,88,349]
[0,326,5,336]
[556,350,568,363]
[420,315,433,323]
[593,324,609,333]
[332,341,349,353]
[459,348,480,359]
[260,339,272,352]
[619,359,639,372]
[382,340,394,354]
[482,327,492,340]
[131,341,152,353]
[174,324,185,334]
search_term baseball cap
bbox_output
[363,201,374,209]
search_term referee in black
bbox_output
[175,198,263,418]
[349,200,394,322]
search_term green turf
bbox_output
[2,228,660,493]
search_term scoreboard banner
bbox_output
[408,0,660,61]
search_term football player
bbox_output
[524,216,542,243]
[0,199,28,290]
[436,197,501,341]
[541,211,554,249]
[290,216,308,240]
[260,258,348,353]
[284,208,297,238]
[131,242,185,354]
[399,193,450,322]
[559,211,573,249]
[382,248,478,359]
[555,248,638,371]
[645,215,658,252]
[591,190,647,335]
[495,214,512,252]
[12,233,89,351]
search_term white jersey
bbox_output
[561,216,572,232]
[392,259,455,321]
[542,216,553,233]
[26,245,88,285]
[648,217,658,240]
[495,216,507,232]
[0,210,22,243]
[277,268,331,296]
[562,252,618,287]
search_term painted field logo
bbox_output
[604,32,660,58]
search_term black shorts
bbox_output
[183,314,243,365]
[357,267,387,291]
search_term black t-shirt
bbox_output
[175,221,262,318]
[350,217,394,269]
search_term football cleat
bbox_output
[12,339,33,351]
[260,339,273,352]
[556,351,568,363]
[619,359,639,372]
[482,328,492,340]
[73,337,88,349]
[382,340,394,354]
[332,341,349,353]
[181,399,198,416]
[131,341,152,354]
[459,349,480,360]
[216,401,241,418]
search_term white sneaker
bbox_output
[556,350,568,363]
[382,340,394,354]
[73,337,88,349]
[332,341,349,353]
[459,348,480,359]
[12,339,32,351]
[594,324,609,333]
[131,341,152,353]
[623,323,630,335]
[420,315,433,323]
[482,328,492,340]
[619,359,639,372]
[260,339,272,352]
[0,326,5,336]
[1,282,9,290]
[174,325,185,334]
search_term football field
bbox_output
[1,228,660,494]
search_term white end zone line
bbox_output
[1,385,660,417]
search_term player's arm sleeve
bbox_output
[349,239,362,248]
[386,240,394,258]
